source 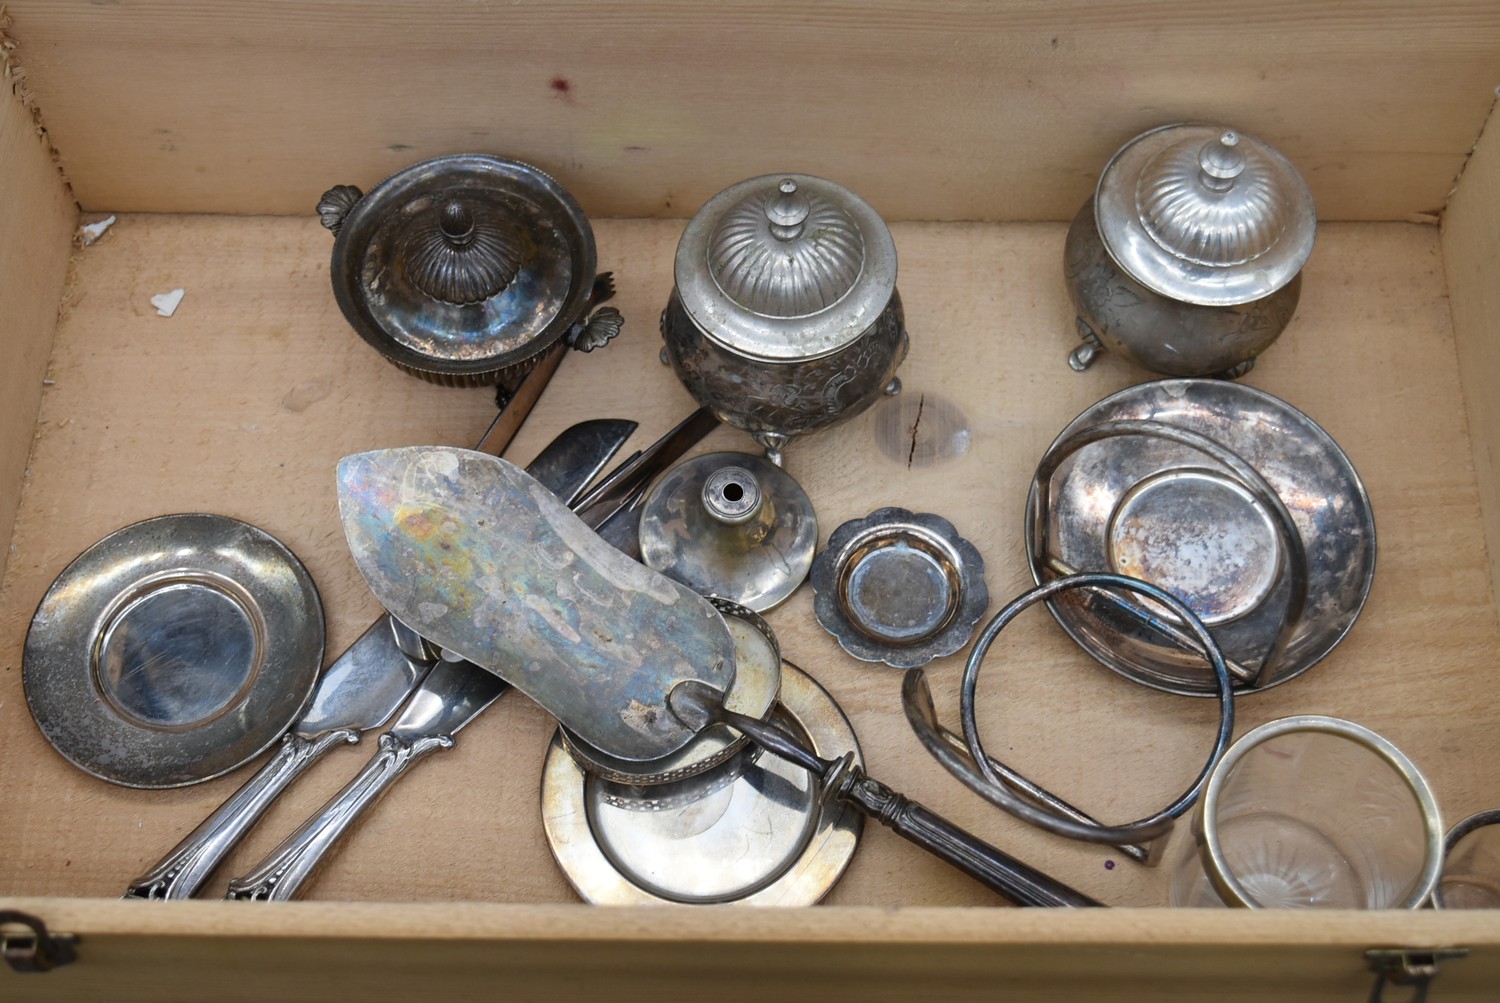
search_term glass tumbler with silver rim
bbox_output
[1170,716,1443,909]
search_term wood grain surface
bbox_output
[3,1,1499,220]
[1443,103,1500,611]
[0,70,75,587]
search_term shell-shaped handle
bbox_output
[569,306,625,353]
[317,185,364,237]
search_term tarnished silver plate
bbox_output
[23,514,324,788]
[541,663,862,905]
[1026,379,1375,695]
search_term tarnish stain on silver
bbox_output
[337,445,738,761]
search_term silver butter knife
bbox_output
[225,411,717,900]
[124,418,636,900]
[225,652,508,900]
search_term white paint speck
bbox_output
[77,215,117,245]
[150,288,185,317]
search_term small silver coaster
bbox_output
[541,663,862,905]
[23,513,324,788]
[811,507,988,668]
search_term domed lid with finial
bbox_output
[1094,124,1316,307]
[320,154,599,384]
[675,173,898,362]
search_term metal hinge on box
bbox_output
[1366,948,1469,1003]
[0,910,78,973]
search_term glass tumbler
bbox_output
[1436,809,1500,909]
[1171,716,1443,908]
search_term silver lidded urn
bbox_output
[660,173,908,465]
[1063,125,1316,379]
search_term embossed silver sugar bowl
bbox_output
[1063,124,1315,379]
[318,154,621,387]
[660,173,908,464]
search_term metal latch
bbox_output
[0,910,78,973]
[1366,948,1469,1003]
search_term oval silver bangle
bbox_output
[906,572,1235,865]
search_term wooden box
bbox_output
[3,3,1499,999]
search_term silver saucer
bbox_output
[541,663,862,905]
[811,507,988,669]
[1026,379,1375,695]
[23,514,325,788]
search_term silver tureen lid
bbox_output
[674,173,898,362]
[1095,124,1316,308]
[319,154,600,385]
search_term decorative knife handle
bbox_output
[839,769,1104,908]
[123,730,357,900]
[224,731,453,902]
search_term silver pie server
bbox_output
[334,443,738,763]
[225,412,720,900]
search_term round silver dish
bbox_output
[1026,379,1375,695]
[637,451,818,613]
[318,154,606,386]
[812,508,988,669]
[541,662,862,905]
[558,598,782,785]
[23,514,325,788]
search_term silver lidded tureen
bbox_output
[660,173,908,465]
[317,154,622,387]
[1063,124,1315,379]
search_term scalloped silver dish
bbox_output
[812,507,988,669]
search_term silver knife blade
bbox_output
[390,654,508,742]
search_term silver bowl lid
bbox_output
[321,154,598,382]
[1095,124,1315,307]
[674,173,898,362]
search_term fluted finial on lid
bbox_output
[766,179,811,240]
[1198,132,1246,191]
[707,177,865,317]
[438,201,477,247]
[404,197,524,305]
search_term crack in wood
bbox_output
[907,393,925,469]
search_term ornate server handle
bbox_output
[122,730,358,900]
[835,765,1104,908]
[224,732,452,902]
[668,684,1103,910]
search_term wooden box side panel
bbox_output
[1443,99,1500,609]
[3,901,1500,1003]
[0,67,77,583]
[4,1,1500,221]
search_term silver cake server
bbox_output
[336,444,737,762]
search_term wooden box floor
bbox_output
[1,215,1496,909]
